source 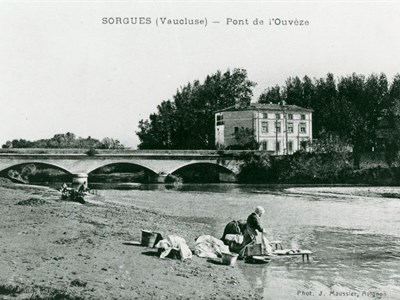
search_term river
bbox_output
[65,183,400,299]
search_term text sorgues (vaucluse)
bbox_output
[101,17,310,27]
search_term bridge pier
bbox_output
[156,173,168,183]
[72,173,88,188]
[219,173,238,183]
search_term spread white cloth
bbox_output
[194,235,229,259]
[155,235,192,260]
[261,232,273,254]
[225,234,244,244]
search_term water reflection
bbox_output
[249,227,400,299]
[90,182,298,194]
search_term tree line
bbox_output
[259,73,400,153]
[137,68,256,149]
[137,70,400,154]
[1,132,124,149]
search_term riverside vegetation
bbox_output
[234,150,400,185]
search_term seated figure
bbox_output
[221,220,246,251]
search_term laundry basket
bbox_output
[221,252,239,266]
[141,230,162,247]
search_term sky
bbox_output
[1,1,400,148]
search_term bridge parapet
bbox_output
[0,148,273,157]
[0,148,225,155]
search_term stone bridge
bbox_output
[0,149,246,185]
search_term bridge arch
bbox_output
[87,162,158,175]
[0,162,72,174]
[0,162,74,185]
[169,162,236,175]
[170,162,237,183]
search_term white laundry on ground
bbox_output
[194,235,229,259]
[155,235,192,260]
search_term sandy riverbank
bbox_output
[0,180,260,300]
[285,186,400,198]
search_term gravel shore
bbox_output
[286,186,400,198]
[0,181,260,300]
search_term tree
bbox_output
[284,76,303,105]
[136,100,177,149]
[100,137,124,149]
[381,74,400,166]
[312,73,338,138]
[258,85,282,104]
[8,139,34,148]
[334,73,389,154]
[136,68,256,149]
[230,128,259,150]
[1,133,124,149]
[301,75,316,109]
[2,141,12,148]
[312,131,352,153]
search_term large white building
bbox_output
[215,103,313,155]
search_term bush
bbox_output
[273,151,353,183]
[236,152,273,183]
[86,148,98,156]
[164,174,183,184]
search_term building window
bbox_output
[261,121,268,133]
[301,114,306,120]
[288,141,293,152]
[300,141,307,150]
[276,113,280,119]
[276,141,280,153]
[288,114,293,120]
[234,127,239,134]
[262,113,268,119]
[288,123,294,133]
[275,121,281,133]
[216,114,224,125]
[261,140,268,150]
[300,123,306,133]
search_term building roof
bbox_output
[215,103,313,113]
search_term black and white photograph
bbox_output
[1,1,400,299]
